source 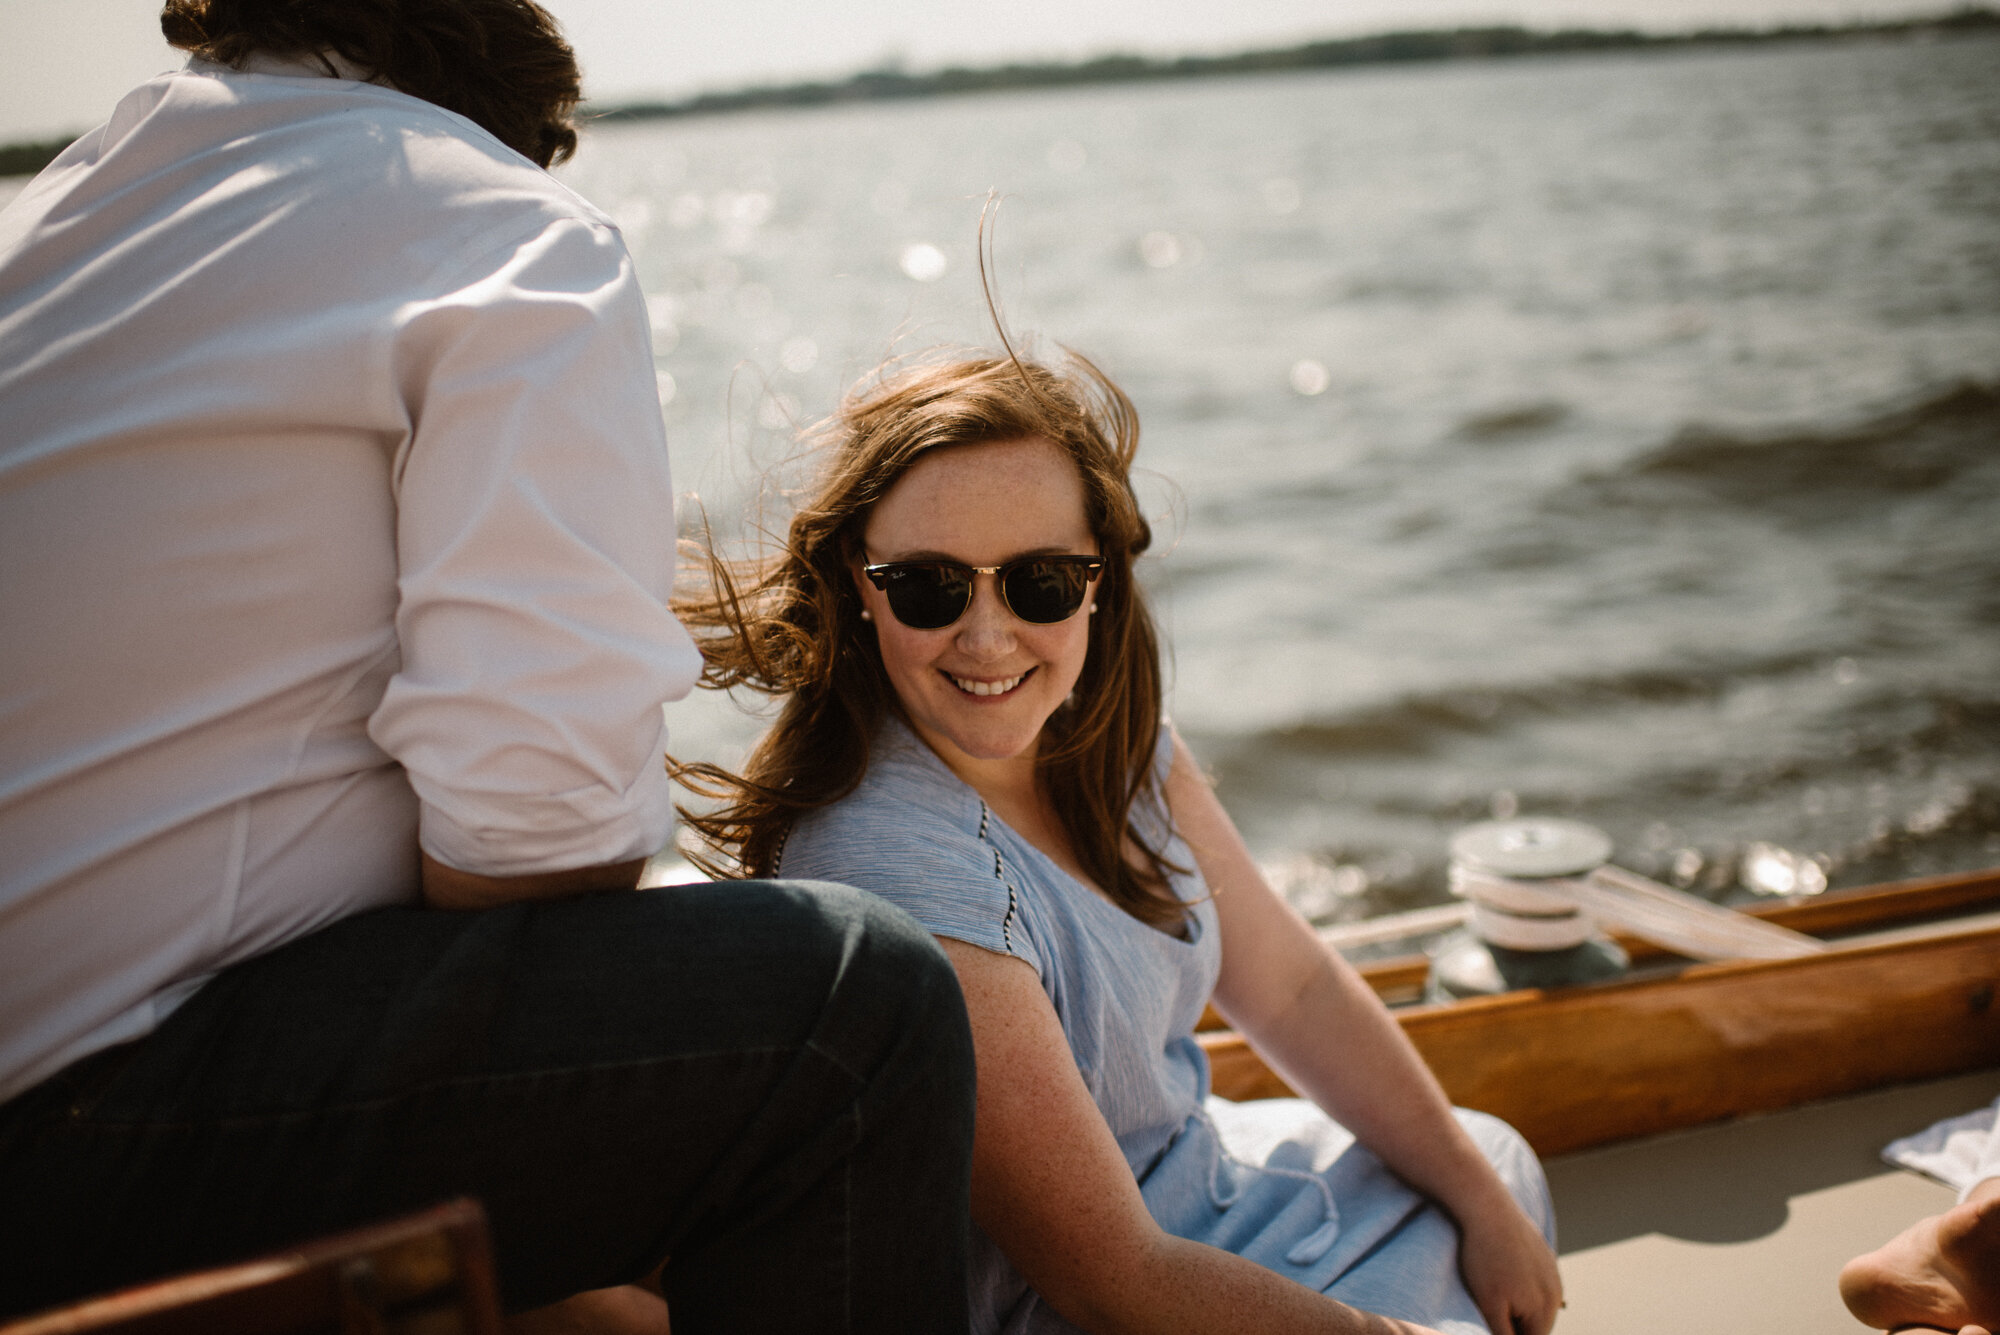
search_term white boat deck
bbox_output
[1547,1066,2000,1334]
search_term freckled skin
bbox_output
[848,439,1566,1335]
[853,435,1097,796]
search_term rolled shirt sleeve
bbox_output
[370,214,700,876]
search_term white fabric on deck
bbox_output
[1883,1097,2000,1201]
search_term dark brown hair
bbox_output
[672,348,1186,929]
[161,0,582,167]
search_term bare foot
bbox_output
[505,1283,670,1335]
[1840,1181,2000,1332]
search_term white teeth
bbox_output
[951,673,1024,697]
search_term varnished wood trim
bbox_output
[0,1199,503,1335]
[1202,923,2000,1154]
[1743,865,2000,936]
[1194,866,2000,1030]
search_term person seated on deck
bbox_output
[0,2,977,1331]
[670,341,1565,1335]
[1841,1103,2000,1335]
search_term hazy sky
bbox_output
[1,0,1959,142]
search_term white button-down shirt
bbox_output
[0,58,701,1101]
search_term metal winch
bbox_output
[1426,817,1630,1001]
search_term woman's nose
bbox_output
[954,574,1017,657]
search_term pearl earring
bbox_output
[860,607,873,622]
[1089,603,1099,614]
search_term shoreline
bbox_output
[4,8,1996,177]
[587,8,2000,127]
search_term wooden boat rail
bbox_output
[0,1198,502,1335]
[1200,866,2000,1155]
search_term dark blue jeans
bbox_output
[0,879,974,1332]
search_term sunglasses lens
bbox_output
[879,565,972,630]
[1004,560,1094,624]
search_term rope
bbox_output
[1449,864,1596,950]
[1449,859,1826,960]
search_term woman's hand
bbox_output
[939,936,1473,1335]
[1454,1191,1563,1335]
[1163,731,1564,1335]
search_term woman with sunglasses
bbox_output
[672,349,1562,1335]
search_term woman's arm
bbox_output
[1164,733,1562,1335]
[939,937,1446,1335]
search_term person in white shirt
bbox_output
[0,2,973,1330]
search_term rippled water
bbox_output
[575,36,2000,913]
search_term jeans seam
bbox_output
[66,1044,807,1133]
[840,1119,854,1333]
[801,1035,868,1086]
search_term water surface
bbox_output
[437,38,2000,913]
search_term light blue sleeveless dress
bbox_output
[781,718,1555,1335]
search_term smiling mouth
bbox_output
[948,669,1032,697]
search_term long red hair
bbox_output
[671,348,1185,929]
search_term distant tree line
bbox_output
[586,7,1999,125]
[5,7,1997,176]
[0,136,79,178]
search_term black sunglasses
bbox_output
[861,555,1104,630]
